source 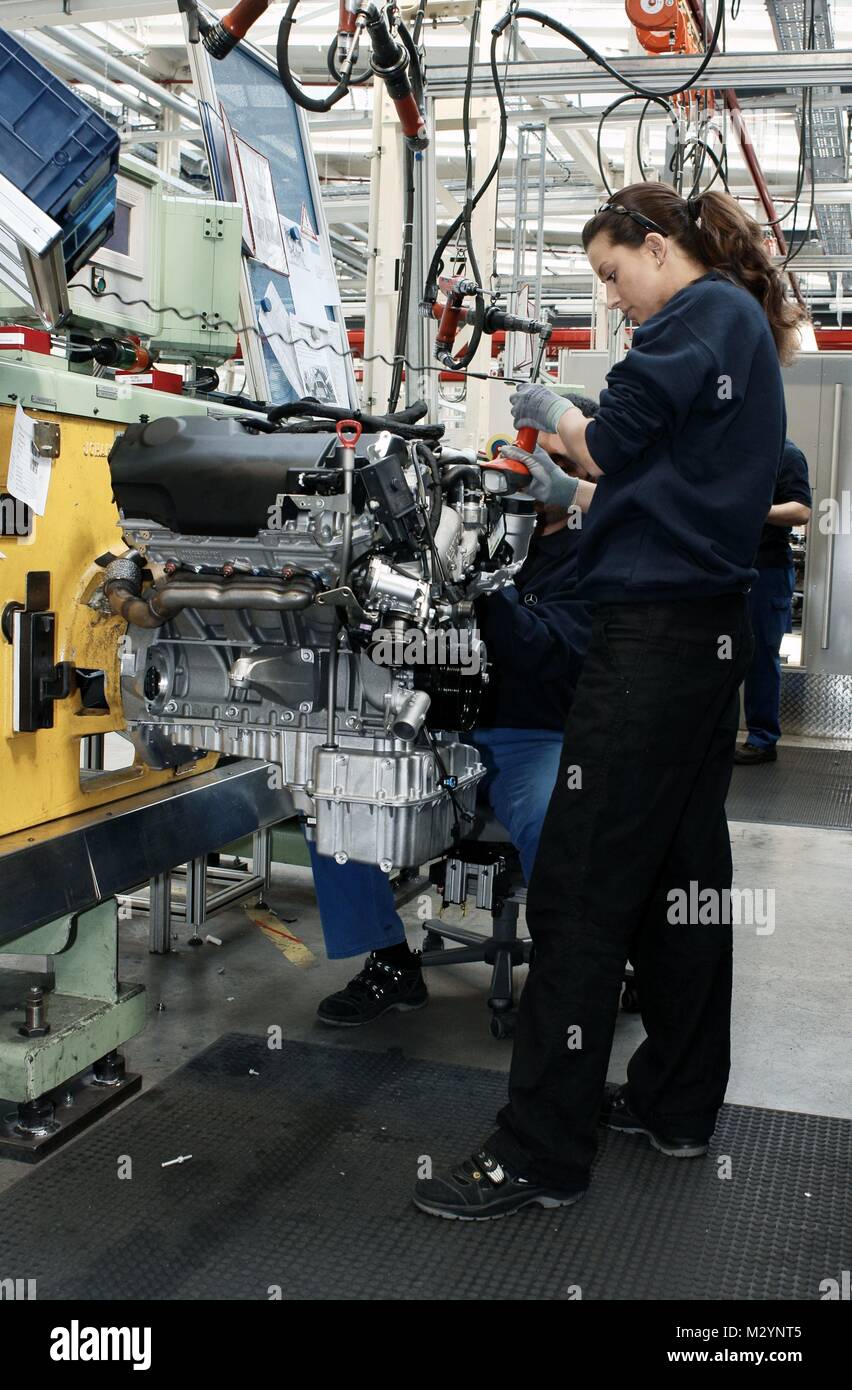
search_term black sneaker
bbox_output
[734,742,778,765]
[316,952,427,1027]
[600,1083,710,1158]
[413,1149,586,1221]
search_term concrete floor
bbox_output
[0,815,849,1198]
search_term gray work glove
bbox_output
[498,443,580,508]
[510,383,574,436]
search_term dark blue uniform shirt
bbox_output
[756,438,811,568]
[477,524,592,730]
[578,271,787,602]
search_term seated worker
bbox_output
[735,438,811,765]
[306,395,599,1026]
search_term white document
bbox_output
[279,214,341,326]
[7,404,52,516]
[219,105,254,255]
[257,280,306,395]
[234,136,289,276]
[292,319,350,407]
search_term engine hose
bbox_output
[267,397,444,441]
[440,463,481,487]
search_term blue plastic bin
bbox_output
[0,25,119,257]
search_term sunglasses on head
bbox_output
[596,203,668,237]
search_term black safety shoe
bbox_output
[316,952,427,1027]
[413,1149,586,1221]
[734,742,778,765]
[600,1083,709,1158]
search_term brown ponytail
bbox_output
[582,184,807,365]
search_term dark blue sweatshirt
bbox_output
[477,524,592,730]
[578,271,787,603]
[756,438,811,568]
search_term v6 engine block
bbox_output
[97,414,534,871]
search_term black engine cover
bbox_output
[108,416,382,537]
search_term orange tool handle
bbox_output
[222,0,269,40]
[515,425,538,453]
[392,90,428,144]
[435,299,465,352]
[338,0,358,37]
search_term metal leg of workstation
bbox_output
[148,873,173,955]
[130,830,273,952]
[185,856,208,945]
[251,827,272,906]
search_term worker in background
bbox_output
[735,439,812,765]
[413,183,804,1221]
[305,402,598,1026]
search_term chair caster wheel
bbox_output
[621,982,640,1013]
[422,930,444,953]
[489,1012,515,1040]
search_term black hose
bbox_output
[493,5,725,101]
[267,396,445,441]
[423,25,508,306]
[277,0,364,113]
[596,91,677,196]
[387,143,416,412]
[325,33,371,85]
[397,15,425,110]
[415,442,443,530]
[440,463,481,487]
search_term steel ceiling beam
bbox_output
[426,50,852,98]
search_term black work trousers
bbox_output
[487,595,754,1189]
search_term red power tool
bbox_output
[480,326,553,495]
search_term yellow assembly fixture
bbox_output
[0,403,216,839]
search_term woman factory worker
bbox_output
[413,183,804,1220]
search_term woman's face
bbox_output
[585,230,669,326]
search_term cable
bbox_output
[688,136,730,194]
[596,91,677,196]
[65,282,542,388]
[494,4,725,101]
[411,446,445,585]
[277,0,366,113]
[636,98,653,181]
[430,0,488,373]
[276,0,361,112]
[386,2,429,409]
[781,0,817,267]
[326,33,371,85]
[489,13,515,293]
[424,728,473,834]
[422,19,510,308]
[387,143,416,411]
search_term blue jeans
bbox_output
[743,563,795,749]
[308,727,564,960]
